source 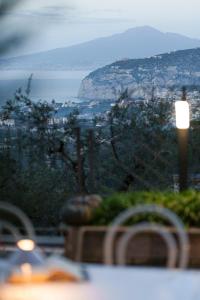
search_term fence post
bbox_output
[88,129,95,192]
[75,127,84,194]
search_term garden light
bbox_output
[175,87,190,191]
[175,100,190,129]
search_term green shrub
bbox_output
[91,190,200,227]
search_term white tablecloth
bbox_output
[1,265,200,300]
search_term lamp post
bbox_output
[175,87,190,192]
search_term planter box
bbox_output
[64,226,200,268]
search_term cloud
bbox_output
[91,8,122,14]
[73,16,135,25]
[3,2,132,26]
[4,4,75,22]
[6,5,134,26]
[43,5,75,12]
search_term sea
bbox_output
[0,70,92,104]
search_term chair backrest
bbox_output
[104,204,190,269]
[0,220,22,241]
[0,201,36,242]
[116,222,178,268]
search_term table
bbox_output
[1,265,200,300]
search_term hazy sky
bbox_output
[4,0,200,56]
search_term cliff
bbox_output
[78,48,200,100]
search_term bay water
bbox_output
[0,70,92,104]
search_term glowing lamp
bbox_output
[9,239,45,267]
[17,239,35,251]
[8,239,47,283]
[175,100,190,129]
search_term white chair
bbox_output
[0,201,36,241]
[104,204,190,269]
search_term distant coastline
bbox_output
[0,70,92,104]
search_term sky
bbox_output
[3,0,200,56]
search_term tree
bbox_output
[94,91,177,191]
[1,80,98,196]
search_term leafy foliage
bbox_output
[92,190,200,227]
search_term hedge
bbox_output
[91,190,200,227]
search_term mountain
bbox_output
[78,48,200,100]
[1,26,200,70]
